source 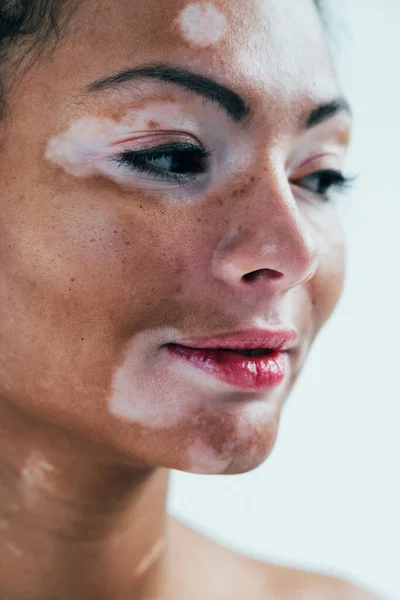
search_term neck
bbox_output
[0,398,171,600]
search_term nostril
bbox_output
[243,269,283,282]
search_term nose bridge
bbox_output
[212,168,319,292]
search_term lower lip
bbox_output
[165,344,287,391]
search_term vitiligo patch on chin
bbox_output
[175,2,228,47]
[186,438,233,473]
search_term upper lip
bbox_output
[177,327,298,352]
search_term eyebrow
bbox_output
[82,63,351,129]
[306,98,352,128]
[84,63,250,122]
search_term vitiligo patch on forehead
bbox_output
[175,2,228,47]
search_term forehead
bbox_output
[51,0,337,119]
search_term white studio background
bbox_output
[168,2,400,600]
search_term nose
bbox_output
[212,168,319,295]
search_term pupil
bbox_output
[319,173,330,193]
[148,150,203,174]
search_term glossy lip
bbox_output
[165,344,288,391]
[177,327,298,352]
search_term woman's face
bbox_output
[0,0,350,474]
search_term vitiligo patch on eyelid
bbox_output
[45,103,197,177]
[44,103,254,204]
[44,105,209,203]
[175,2,228,47]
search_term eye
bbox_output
[110,141,213,186]
[293,169,355,202]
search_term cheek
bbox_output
[0,188,186,406]
[8,190,183,319]
[310,212,346,332]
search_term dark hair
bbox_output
[0,0,325,122]
[0,0,72,120]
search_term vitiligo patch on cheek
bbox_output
[107,326,201,428]
[175,2,228,47]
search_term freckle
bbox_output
[250,176,255,183]
[109,109,123,121]
[232,190,238,197]
[125,241,130,245]
[139,205,143,209]
[148,120,160,128]
[89,238,96,242]
[70,277,75,282]
[81,338,84,341]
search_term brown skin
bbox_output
[0,0,380,598]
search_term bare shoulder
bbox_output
[168,516,382,600]
[259,561,383,599]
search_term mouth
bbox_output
[177,327,298,353]
[216,348,274,357]
[164,344,288,392]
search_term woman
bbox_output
[0,0,381,598]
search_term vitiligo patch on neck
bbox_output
[175,2,228,47]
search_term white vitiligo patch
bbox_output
[262,242,278,255]
[45,102,197,175]
[108,325,279,428]
[135,537,166,576]
[19,451,56,509]
[108,325,240,428]
[108,325,285,426]
[186,400,280,474]
[186,438,233,473]
[176,2,228,47]
[45,102,255,203]
[46,115,145,177]
[7,543,23,558]
[108,324,284,473]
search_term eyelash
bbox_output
[111,141,213,185]
[293,170,356,202]
[111,143,355,201]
